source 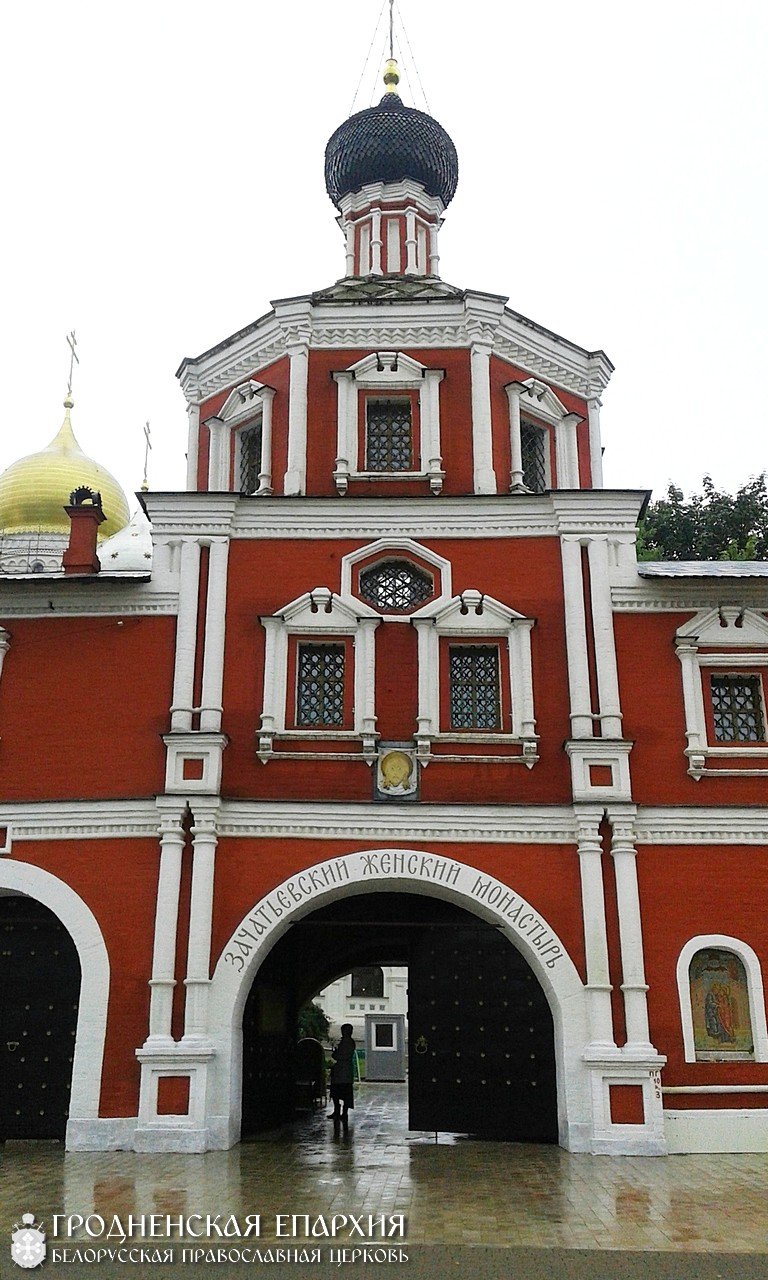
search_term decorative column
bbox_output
[505,383,525,491]
[404,208,418,274]
[370,209,383,275]
[588,396,603,488]
[258,617,288,759]
[185,402,200,491]
[586,538,623,738]
[555,413,582,489]
[354,617,380,755]
[332,370,355,493]
[257,387,275,494]
[145,811,186,1045]
[284,339,310,495]
[205,417,230,490]
[413,619,439,757]
[183,804,219,1043]
[560,537,593,738]
[199,539,229,733]
[422,368,445,493]
[344,221,356,277]
[170,539,201,731]
[0,627,10,680]
[507,621,536,744]
[428,221,440,276]
[609,810,654,1056]
[676,637,706,778]
[575,810,616,1054]
[469,340,497,494]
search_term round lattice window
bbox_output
[359,559,433,612]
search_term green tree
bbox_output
[297,1000,331,1042]
[638,474,768,562]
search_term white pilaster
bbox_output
[507,621,536,740]
[422,368,445,494]
[609,810,655,1056]
[183,805,219,1042]
[170,539,201,732]
[414,620,439,754]
[587,537,623,738]
[146,813,186,1045]
[257,387,275,494]
[575,809,617,1054]
[354,618,379,753]
[404,209,418,274]
[588,397,604,487]
[560,537,593,738]
[370,209,383,275]
[284,342,309,495]
[199,539,229,733]
[676,639,707,778]
[505,383,525,491]
[332,370,355,494]
[0,627,10,681]
[258,617,288,758]
[344,221,355,277]
[469,342,498,494]
[205,417,229,490]
[185,403,200,492]
[428,221,440,276]
[556,413,581,489]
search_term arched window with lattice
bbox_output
[359,559,434,613]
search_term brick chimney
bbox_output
[62,487,106,575]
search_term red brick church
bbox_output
[1,56,767,1157]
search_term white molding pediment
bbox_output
[676,606,768,648]
[218,380,270,427]
[416,590,529,631]
[337,350,432,389]
[274,587,379,630]
[509,378,581,427]
[340,537,452,600]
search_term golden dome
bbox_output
[0,396,130,539]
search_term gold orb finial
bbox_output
[383,57,400,94]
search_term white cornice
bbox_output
[3,798,767,846]
[635,808,768,844]
[0,587,178,619]
[612,584,768,612]
[176,288,613,406]
[139,492,648,542]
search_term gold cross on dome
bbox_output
[141,420,152,492]
[66,330,79,397]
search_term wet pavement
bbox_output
[2,1084,768,1277]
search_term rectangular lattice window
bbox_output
[238,422,262,494]
[365,399,413,472]
[448,645,501,730]
[296,643,346,727]
[710,673,765,742]
[521,420,548,493]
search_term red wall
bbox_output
[0,616,175,801]
[220,535,573,804]
[637,843,768,1102]
[615,612,768,806]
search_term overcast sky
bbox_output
[2,1,766,514]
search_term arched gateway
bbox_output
[204,850,592,1151]
[0,860,110,1147]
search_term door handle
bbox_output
[414,1035,428,1054]
[6,1041,19,1052]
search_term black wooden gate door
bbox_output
[0,896,81,1140]
[408,924,558,1142]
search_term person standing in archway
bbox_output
[328,1024,356,1133]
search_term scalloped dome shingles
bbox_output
[324,93,459,208]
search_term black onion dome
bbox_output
[324,93,459,208]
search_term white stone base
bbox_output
[66,1118,137,1151]
[664,1108,768,1153]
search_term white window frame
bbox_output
[333,352,444,495]
[676,935,768,1063]
[204,379,275,494]
[258,588,380,760]
[505,378,582,492]
[411,591,538,762]
[675,607,768,779]
[519,417,552,493]
[342,538,451,620]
